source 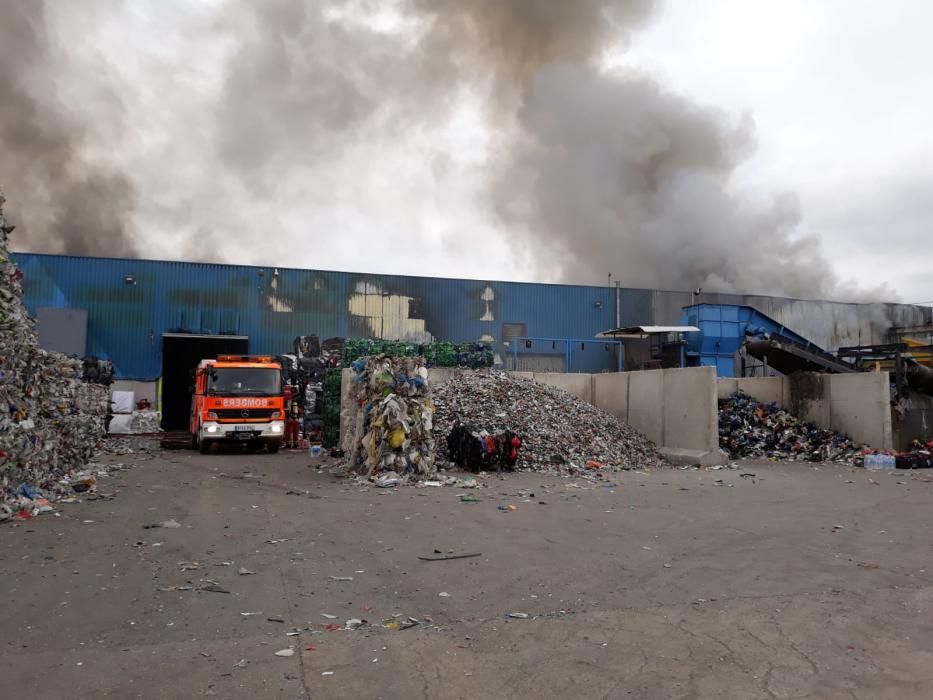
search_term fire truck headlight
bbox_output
[205,423,219,434]
[270,422,283,434]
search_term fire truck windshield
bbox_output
[207,368,280,396]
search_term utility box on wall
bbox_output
[37,307,87,356]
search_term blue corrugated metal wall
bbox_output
[15,253,643,379]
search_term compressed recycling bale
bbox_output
[432,370,664,472]
[342,339,493,369]
[344,355,435,480]
[0,190,110,516]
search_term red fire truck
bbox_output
[190,355,286,454]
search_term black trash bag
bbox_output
[294,335,321,358]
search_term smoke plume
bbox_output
[0,0,137,257]
[0,0,898,300]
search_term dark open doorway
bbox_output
[161,333,249,431]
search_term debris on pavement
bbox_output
[238,567,256,576]
[274,648,295,657]
[418,552,482,562]
[718,391,861,462]
[328,576,353,582]
[507,612,530,619]
[432,370,664,472]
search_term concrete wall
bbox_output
[592,367,719,464]
[533,372,593,403]
[826,373,892,451]
[895,393,933,451]
[718,373,893,450]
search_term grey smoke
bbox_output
[0,0,898,300]
[0,0,137,257]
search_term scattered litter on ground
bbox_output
[200,584,230,594]
[151,519,182,529]
[438,591,451,597]
[507,612,529,619]
[321,613,337,619]
[328,576,353,582]
[238,567,255,576]
[233,659,248,669]
[267,616,285,623]
[240,612,262,617]
[274,648,294,657]
[374,472,401,488]
[418,552,481,562]
[718,392,861,462]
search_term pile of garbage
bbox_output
[0,189,110,521]
[893,440,933,469]
[718,391,862,462]
[343,339,493,368]
[342,355,436,480]
[432,370,664,472]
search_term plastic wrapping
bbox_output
[344,355,435,481]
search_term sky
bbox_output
[2,0,931,304]
[625,0,933,304]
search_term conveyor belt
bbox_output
[745,337,858,375]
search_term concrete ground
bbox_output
[2,450,933,699]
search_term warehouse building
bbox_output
[14,252,933,428]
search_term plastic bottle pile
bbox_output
[718,391,862,462]
[343,355,436,480]
[0,190,110,520]
[343,339,493,369]
[432,370,664,472]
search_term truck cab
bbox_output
[190,355,286,453]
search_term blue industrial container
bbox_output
[680,303,815,376]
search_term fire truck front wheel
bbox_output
[199,438,213,454]
[266,439,282,454]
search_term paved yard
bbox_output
[2,450,933,699]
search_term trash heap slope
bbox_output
[718,391,861,462]
[0,190,110,517]
[432,370,664,471]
